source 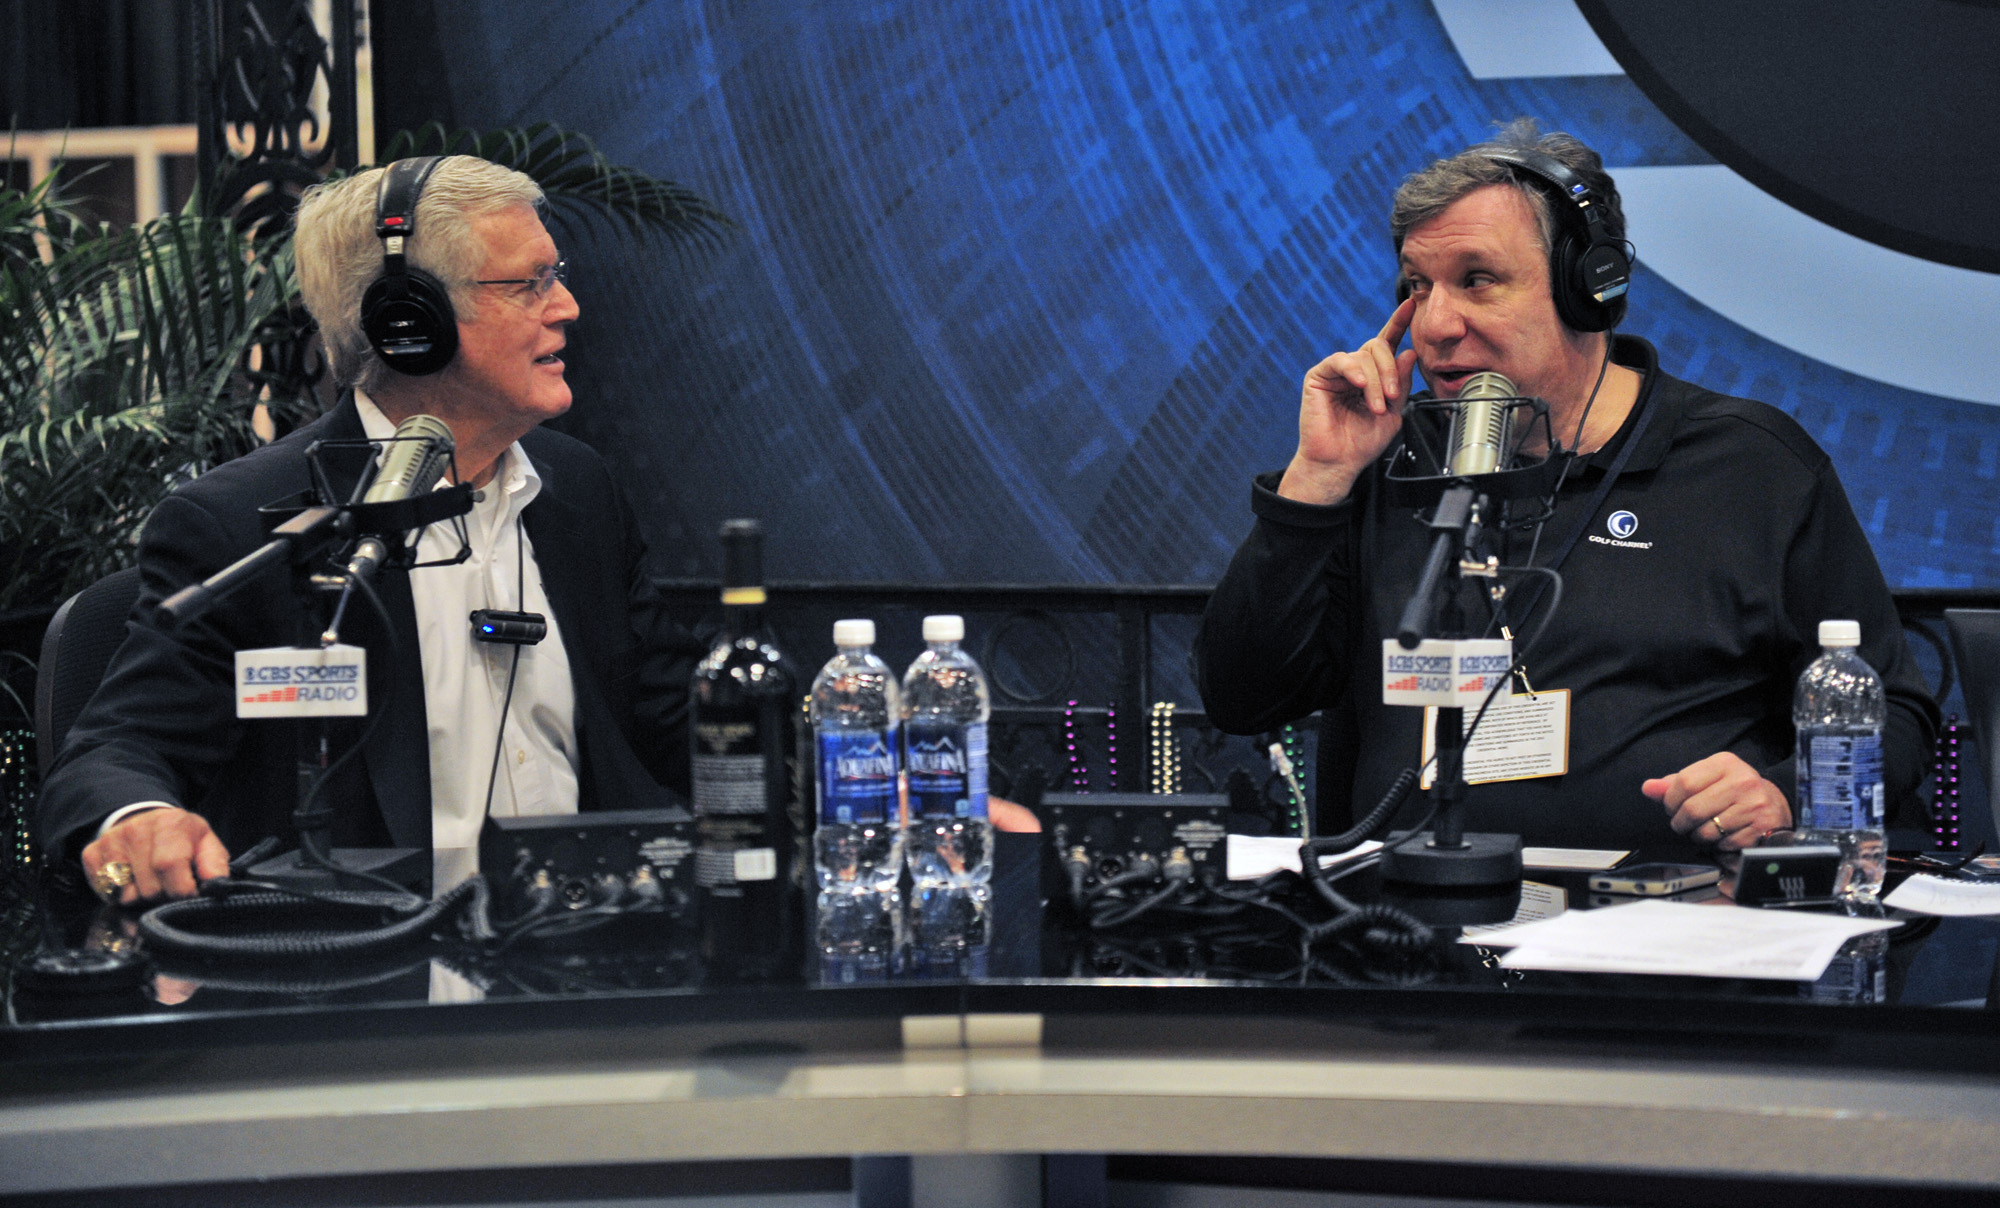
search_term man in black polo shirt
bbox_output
[1195,122,1937,860]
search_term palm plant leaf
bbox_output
[0,203,288,608]
[378,122,733,254]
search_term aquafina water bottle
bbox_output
[1794,619,1887,900]
[811,620,902,954]
[900,615,992,890]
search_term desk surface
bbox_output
[6,834,2000,1198]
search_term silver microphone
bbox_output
[1446,371,1518,477]
[360,414,455,505]
[347,414,455,581]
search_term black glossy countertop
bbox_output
[6,832,2000,1199]
[6,832,1997,1062]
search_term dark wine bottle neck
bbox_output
[723,603,767,636]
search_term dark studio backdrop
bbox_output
[366,0,2000,589]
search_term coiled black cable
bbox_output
[137,875,497,960]
[1308,766,1420,856]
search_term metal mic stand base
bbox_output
[10,946,153,1003]
[249,847,429,894]
[1379,879,1523,928]
[1379,830,1522,888]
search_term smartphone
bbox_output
[1590,884,1722,908]
[1588,862,1723,896]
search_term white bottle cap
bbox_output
[1818,619,1861,647]
[833,618,875,648]
[923,614,965,643]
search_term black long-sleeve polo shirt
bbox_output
[1197,336,1939,861]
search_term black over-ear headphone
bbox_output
[1479,146,1631,333]
[1394,146,1633,334]
[360,156,460,376]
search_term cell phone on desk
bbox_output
[1588,862,1723,896]
[1589,883,1722,907]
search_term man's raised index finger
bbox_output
[1377,295,1415,350]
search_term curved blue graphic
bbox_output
[414,0,1997,588]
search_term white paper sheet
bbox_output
[1462,880,1568,937]
[1421,690,1570,787]
[1460,899,1898,981]
[1225,834,1383,881]
[1521,847,1630,870]
[1884,874,2000,917]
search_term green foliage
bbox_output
[379,122,734,253]
[0,124,730,612]
[0,197,294,610]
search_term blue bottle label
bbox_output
[1800,732,1884,829]
[817,730,895,824]
[905,721,988,820]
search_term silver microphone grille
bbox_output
[362,414,456,504]
[1446,372,1518,476]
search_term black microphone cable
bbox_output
[287,567,418,901]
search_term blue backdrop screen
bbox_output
[396,0,2000,588]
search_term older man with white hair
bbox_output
[42,155,702,904]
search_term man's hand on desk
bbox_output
[82,808,230,905]
[1642,751,1791,852]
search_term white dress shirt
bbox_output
[354,393,581,853]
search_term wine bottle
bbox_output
[690,519,801,980]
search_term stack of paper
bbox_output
[1461,881,1567,938]
[1521,847,1629,870]
[1461,898,1899,981]
[1225,834,1383,881]
[1885,874,2000,916]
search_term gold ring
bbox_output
[1708,819,1728,841]
[91,860,135,898]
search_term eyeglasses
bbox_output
[474,258,568,298]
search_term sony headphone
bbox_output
[1480,146,1632,333]
[360,156,460,376]
[1396,146,1633,334]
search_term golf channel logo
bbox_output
[1589,509,1654,550]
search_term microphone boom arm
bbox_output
[1394,485,1481,649]
[157,506,349,627]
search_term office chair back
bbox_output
[34,566,143,776]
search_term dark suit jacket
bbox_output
[38,397,703,861]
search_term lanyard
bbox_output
[1502,380,1659,638]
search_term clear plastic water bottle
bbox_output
[1794,620,1887,901]
[906,884,991,980]
[901,615,992,890]
[817,889,902,980]
[1802,926,1889,1004]
[810,619,903,898]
